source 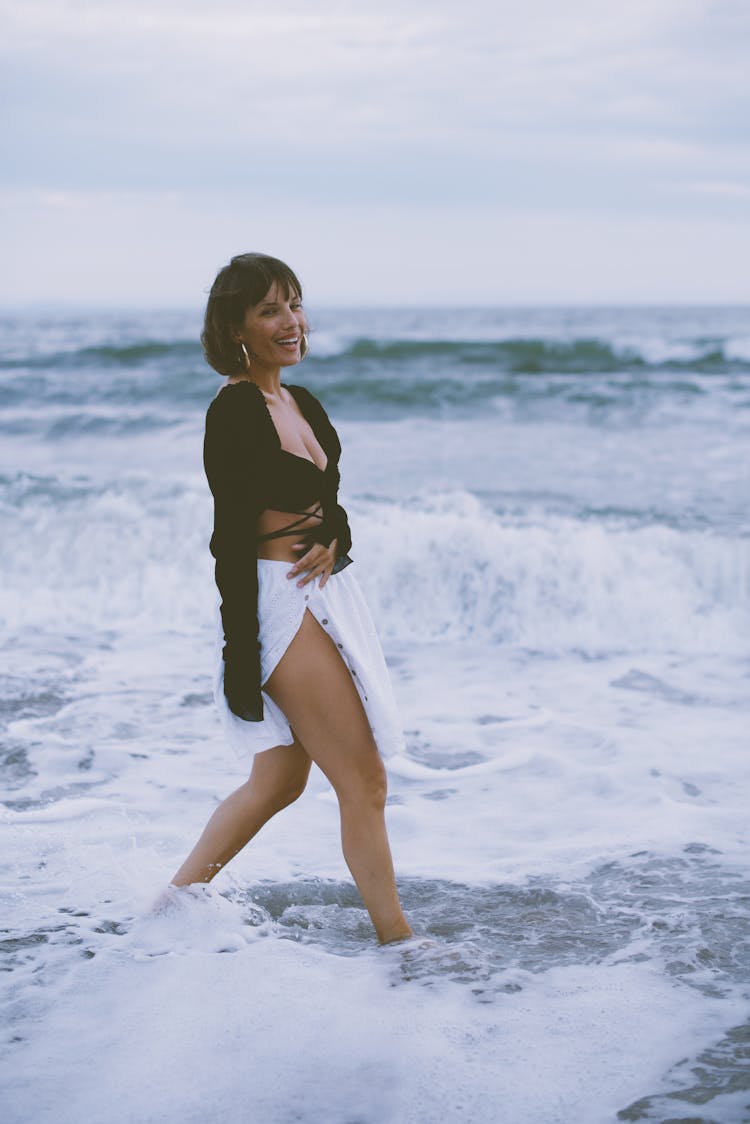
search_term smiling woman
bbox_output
[168,252,413,946]
[201,254,308,376]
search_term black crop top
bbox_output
[203,380,353,723]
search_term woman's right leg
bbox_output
[264,609,412,945]
[171,740,312,886]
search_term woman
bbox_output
[171,253,413,946]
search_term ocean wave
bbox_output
[0,406,186,439]
[2,310,749,430]
[298,372,726,418]
[356,493,749,654]
[0,339,202,371]
[1,485,746,656]
[4,369,746,431]
[2,333,750,376]
[315,336,750,374]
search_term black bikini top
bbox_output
[256,451,326,545]
[224,385,330,546]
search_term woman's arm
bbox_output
[204,386,266,722]
[318,463,353,558]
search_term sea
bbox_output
[1,305,749,1123]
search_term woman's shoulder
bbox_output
[206,380,267,427]
[285,383,333,425]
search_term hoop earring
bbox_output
[239,342,251,371]
[300,332,309,359]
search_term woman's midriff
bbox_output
[255,504,323,562]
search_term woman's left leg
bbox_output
[263,609,412,944]
[170,740,312,886]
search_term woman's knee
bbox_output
[338,753,388,811]
[246,765,309,814]
[259,766,309,813]
[276,773,308,809]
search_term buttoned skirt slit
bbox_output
[213,560,405,760]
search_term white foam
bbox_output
[725,334,750,362]
[355,493,750,654]
[2,936,746,1124]
[2,478,747,656]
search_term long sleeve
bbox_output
[317,462,353,558]
[204,386,266,722]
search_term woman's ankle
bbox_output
[378,921,414,946]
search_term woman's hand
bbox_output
[287,538,338,590]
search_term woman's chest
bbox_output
[265,399,328,472]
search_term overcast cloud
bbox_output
[2,0,748,304]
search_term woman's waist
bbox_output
[256,502,324,561]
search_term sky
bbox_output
[2,0,749,306]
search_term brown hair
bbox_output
[201,253,305,376]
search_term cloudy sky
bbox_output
[2,0,749,305]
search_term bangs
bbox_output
[227,253,303,308]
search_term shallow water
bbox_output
[1,306,749,1122]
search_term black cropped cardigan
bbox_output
[203,380,353,723]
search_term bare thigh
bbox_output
[263,609,384,796]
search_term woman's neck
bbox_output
[228,365,283,399]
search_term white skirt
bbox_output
[213,560,405,761]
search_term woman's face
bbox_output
[237,280,307,370]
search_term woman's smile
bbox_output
[275,334,300,353]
